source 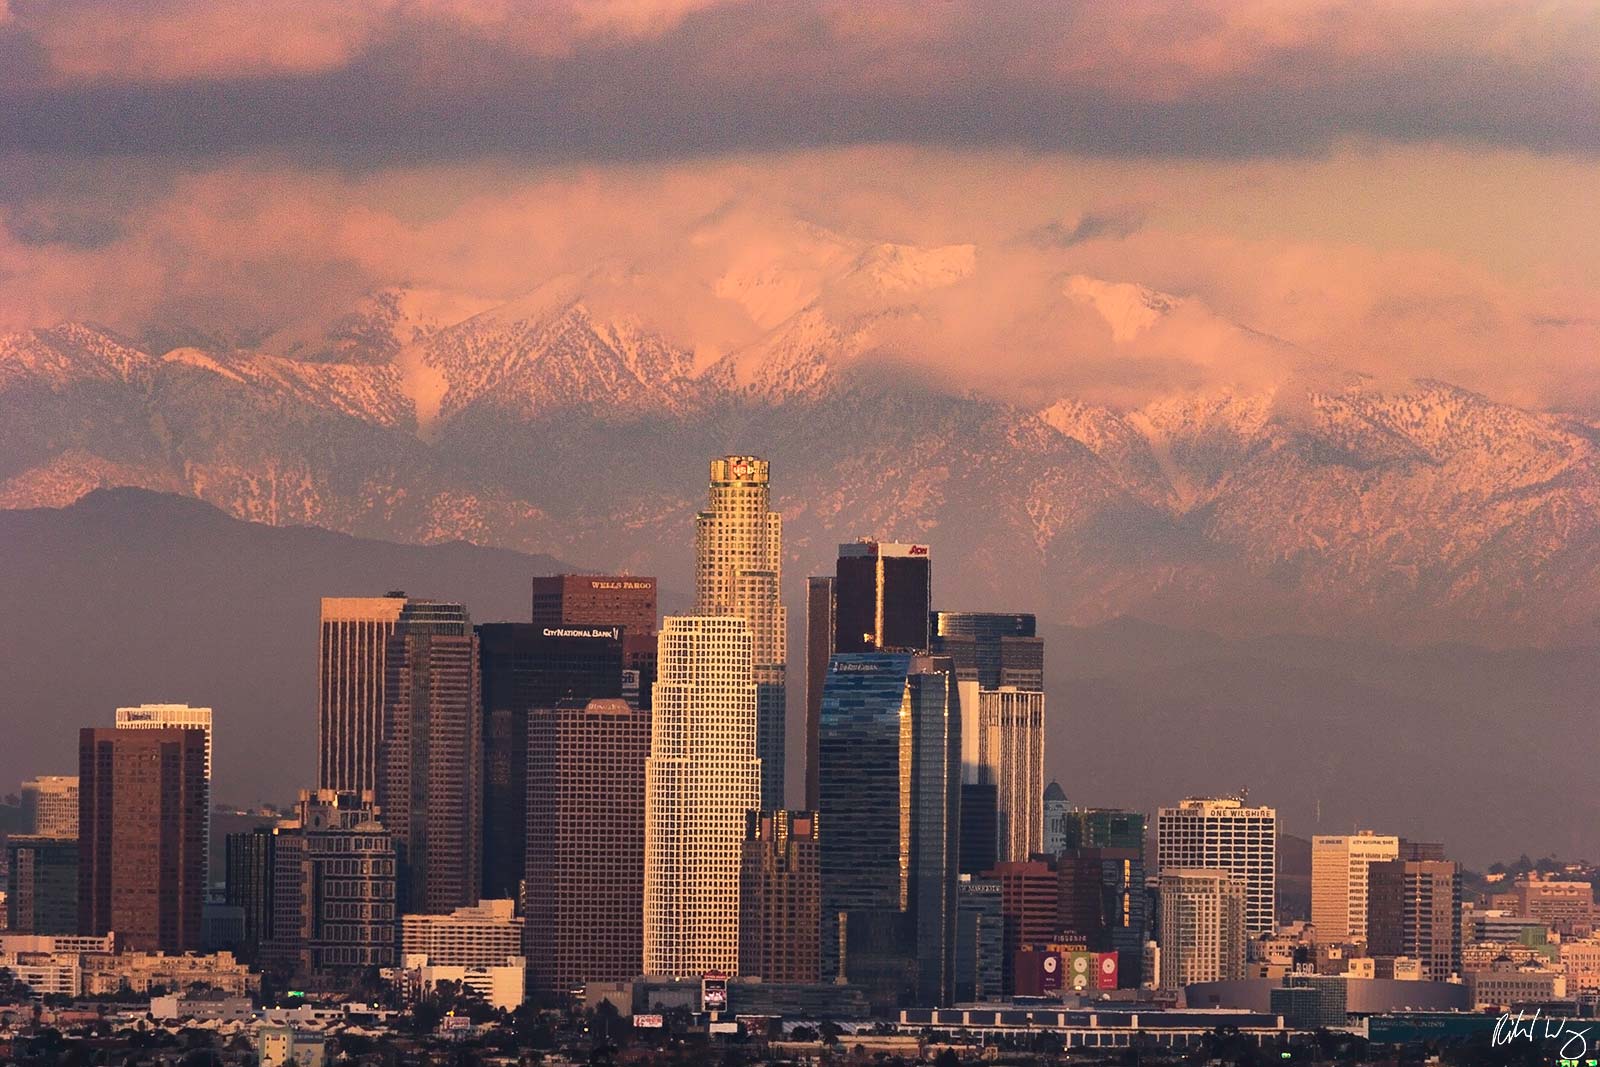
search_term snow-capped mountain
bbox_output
[4,277,1598,646]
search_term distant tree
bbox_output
[790,1025,819,1043]
[819,1020,843,1046]
[935,1047,962,1067]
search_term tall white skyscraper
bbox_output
[643,616,761,977]
[1156,795,1277,934]
[1157,869,1247,989]
[116,703,214,875]
[694,455,786,810]
[977,688,1045,862]
[1311,831,1400,943]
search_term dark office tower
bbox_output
[5,836,78,934]
[929,612,1043,690]
[78,727,207,952]
[380,600,480,915]
[958,783,999,876]
[739,810,822,982]
[817,652,961,1008]
[478,624,624,901]
[819,652,913,982]
[1368,857,1462,981]
[904,662,963,1007]
[265,789,397,982]
[1058,847,1147,988]
[1059,808,1147,852]
[695,456,787,811]
[803,576,835,812]
[525,698,648,993]
[531,574,659,709]
[955,876,1004,1003]
[834,541,932,654]
[224,828,276,965]
[318,593,408,795]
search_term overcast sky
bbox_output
[3,0,1597,410]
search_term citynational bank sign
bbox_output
[542,627,622,641]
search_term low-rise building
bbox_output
[403,956,526,1011]
[1468,960,1567,1011]
[1559,938,1600,993]
[80,950,259,997]
[257,1023,328,1067]
[400,899,523,967]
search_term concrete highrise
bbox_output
[318,593,408,795]
[694,456,786,811]
[643,616,760,977]
[526,698,649,992]
[115,705,213,879]
[1368,856,1462,981]
[20,776,79,838]
[380,600,480,915]
[803,575,835,811]
[78,727,208,952]
[977,688,1045,862]
[1157,869,1247,989]
[1311,831,1399,944]
[265,789,397,982]
[1157,796,1277,935]
[478,624,623,902]
[739,809,822,983]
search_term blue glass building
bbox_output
[818,652,962,1008]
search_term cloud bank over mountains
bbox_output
[0,0,1595,414]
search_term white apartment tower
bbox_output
[1311,831,1399,943]
[1157,796,1278,934]
[1158,869,1247,989]
[978,688,1045,862]
[115,703,214,875]
[643,616,761,977]
[694,455,787,810]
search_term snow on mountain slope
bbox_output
[5,278,1600,644]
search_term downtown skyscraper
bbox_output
[694,455,786,810]
[1157,795,1278,935]
[318,593,408,796]
[79,726,208,952]
[526,697,649,992]
[379,599,481,915]
[817,652,962,1008]
[115,704,214,877]
[643,615,761,977]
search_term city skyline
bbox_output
[2,0,1594,1053]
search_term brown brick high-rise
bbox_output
[525,698,649,992]
[78,727,207,952]
[739,810,821,982]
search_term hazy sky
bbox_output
[3,0,1597,410]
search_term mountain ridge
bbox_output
[4,277,1598,646]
